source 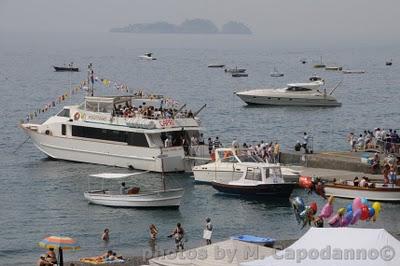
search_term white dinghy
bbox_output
[84,155,184,208]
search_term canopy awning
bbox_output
[89,171,149,179]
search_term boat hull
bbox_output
[84,189,184,207]
[235,93,341,107]
[22,126,186,172]
[211,182,295,198]
[193,168,300,184]
[324,184,400,201]
[53,66,79,72]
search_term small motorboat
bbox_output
[300,59,307,64]
[138,53,156,60]
[211,165,296,198]
[386,60,392,66]
[192,147,300,184]
[208,64,225,68]
[232,73,248,77]
[231,235,276,245]
[53,63,79,72]
[342,69,366,74]
[324,180,400,202]
[270,68,284,77]
[325,66,343,71]
[225,67,246,73]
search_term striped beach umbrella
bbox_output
[39,236,80,266]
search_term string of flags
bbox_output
[21,75,181,124]
[21,80,88,124]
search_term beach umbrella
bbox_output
[38,236,80,266]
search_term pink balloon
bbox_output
[351,209,361,225]
[352,197,363,211]
[319,203,333,219]
[328,214,342,227]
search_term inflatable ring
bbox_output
[74,112,80,120]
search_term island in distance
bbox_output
[110,19,252,35]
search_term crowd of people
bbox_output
[205,136,281,163]
[347,128,400,153]
[113,101,194,120]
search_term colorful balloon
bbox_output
[372,202,381,221]
[352,197,363,211]
[338,207,346,215]
[368,207,375,218]
[351,209,361,224]
[342,210,353,227]
[310,202,318,214]
[360,205,369,220]
[361,197,368,205]
[346,203,352,213]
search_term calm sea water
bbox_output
[1,32,400,265]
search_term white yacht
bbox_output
[235,80,342,107]
[192,148,300,183]
[138,53,156,60]
[21,95,207,172]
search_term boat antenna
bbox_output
[172,104,186,119]
[193,104,207,117]
[329,79,343,95]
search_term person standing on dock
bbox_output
[203,218,213,245]
[303,132,309,154]
[274,141,280,163]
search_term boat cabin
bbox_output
[234,165,285,185]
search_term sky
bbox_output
[0,0,399,45]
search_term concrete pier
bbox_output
[280,151,375,173]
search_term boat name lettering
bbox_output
[159,118,176,127]
[86,114,109,121]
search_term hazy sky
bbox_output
[1,0,399,44]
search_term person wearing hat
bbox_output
[203,218,213,245]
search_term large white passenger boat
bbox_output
[235,80,341,107]
[21,95,206,172]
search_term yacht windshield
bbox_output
[287,87,312,91]
[237,155,264,163]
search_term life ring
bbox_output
[73,112,80,120]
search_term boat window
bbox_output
[287,87,312,91]
[71,125,149,147]
[127,132,149,147]
[245,169,262,181]
[98,102,113,113]
[56,108,70,117]
[85,101,98,112]
[61,124,66,136]
[221,156,238,163]
[270,167,282,179]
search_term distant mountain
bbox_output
[110,19,252,35]
[221,21,252,35]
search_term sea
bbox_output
[0,32,400,265]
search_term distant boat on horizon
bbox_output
[270,68,284,77]
[386,60,392,66]
[313,56,326,68]
[53,63,79,72]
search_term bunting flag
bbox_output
[21,80,87,123]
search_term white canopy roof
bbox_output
[242,227,400,266]
[149,239,275,266]
[89,171,149,179]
